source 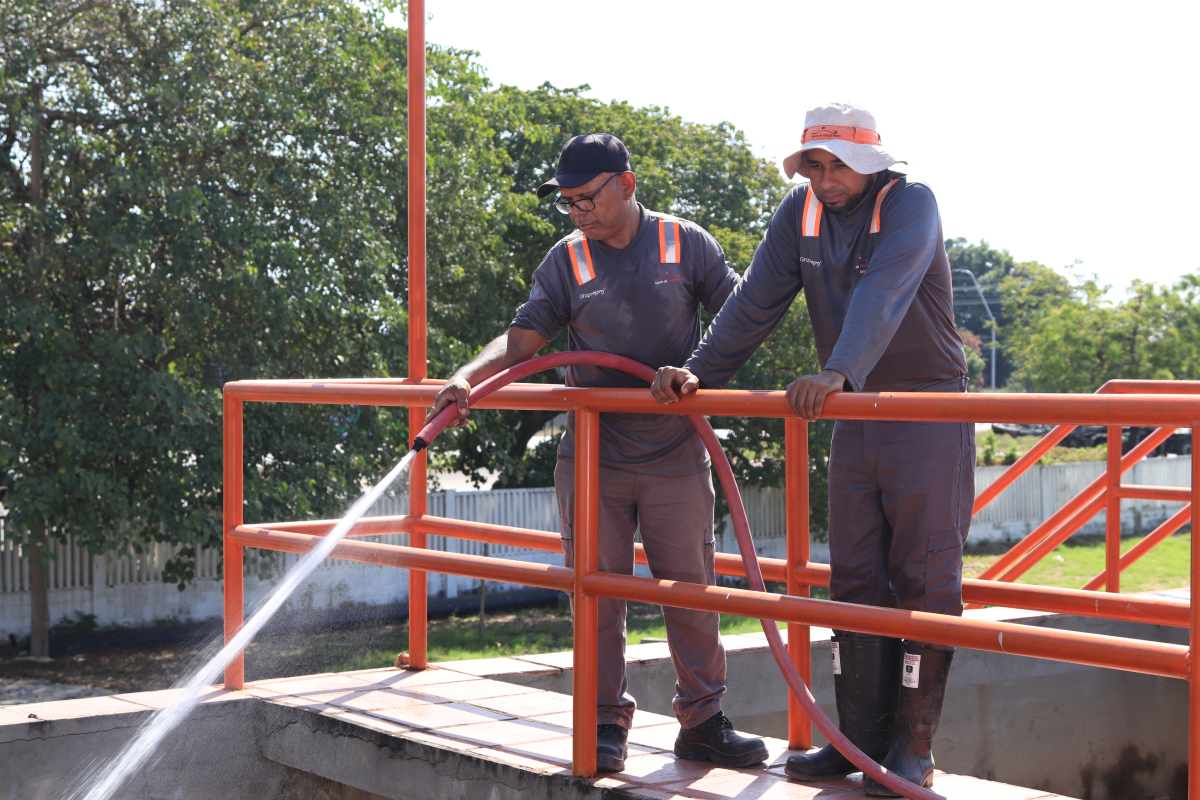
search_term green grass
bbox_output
[977,433,1108,467]
[964,532,1191,594]
[244,595,809,681]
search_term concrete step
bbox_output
[0,666,1077,800]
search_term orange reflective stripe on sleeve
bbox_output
[870,179,899,234]
[567,236,596,284]
[659,219,681,264]
[801,187,823,237]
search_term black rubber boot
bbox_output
[785,633,902,781]
[864,643,955,796]
[596,723,628,772]
[674,711,769,768]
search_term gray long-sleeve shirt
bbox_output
[512,205,740,476]
[685,171,965,393]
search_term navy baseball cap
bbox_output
[536,133,631,198]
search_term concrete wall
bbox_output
[0,698,390,800]
[1,696,626,800]
[463,608,1188,800]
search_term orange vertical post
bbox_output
[572,408,600,777]
[406,0,428,669]
[786,418,812,750]
[222,393,245,689]
[1190,439,1199,798]
[1106,426,1122,594]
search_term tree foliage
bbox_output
[1000,267,1200,392]
[0,0,529,588]
[0,0,835,626]
[944,237,1024,389]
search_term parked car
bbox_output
[991,423,1109,449]
[990,424,1192,454]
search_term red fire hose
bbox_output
[414,351,942,800]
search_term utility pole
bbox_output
[954,268,997,391]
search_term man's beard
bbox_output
[822,182,874,215]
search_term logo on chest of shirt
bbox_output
[579,287,606,300]
[799,256,822,269]
[856,255,870,274]
[654,270,685,286]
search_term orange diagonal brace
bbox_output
[975,425,1177,584]
[1081,504,1193,592]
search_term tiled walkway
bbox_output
[2,664,1074,800]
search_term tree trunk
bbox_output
[29,528,51,658]
[29,91,43,255]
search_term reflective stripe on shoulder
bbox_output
[659,218,681,264]
[801,187,823,237]
[567,236,595,284]
[870,179,900,234]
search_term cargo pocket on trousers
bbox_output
[704,523,716,582]
[559,518,574,568]
[924,526,967,614]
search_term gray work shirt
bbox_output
[512,205,739,476]
[685,171,966,392]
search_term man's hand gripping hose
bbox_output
[412,352,943,800]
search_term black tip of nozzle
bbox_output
[412,438,428,452]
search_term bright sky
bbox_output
[387,1,1200,295]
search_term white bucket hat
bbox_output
[782,103,906,179]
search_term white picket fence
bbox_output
[0,457,1190,637]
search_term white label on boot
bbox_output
[831,642,841,675]
[902,653,921,688]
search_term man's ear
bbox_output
[620,171,637,200]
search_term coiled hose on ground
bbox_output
[413,351,942,800]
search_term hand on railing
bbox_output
[650,366,700,403]
[785,369,846,421]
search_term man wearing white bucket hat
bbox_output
[653,103,973,796]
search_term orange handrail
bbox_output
[971,379,1194,516]
[222,379,1199,789]
[234,521,1190,628]
[973,425,1179,585]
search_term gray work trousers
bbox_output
[554,460,726,730]
[827,418,976,628]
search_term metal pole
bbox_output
[1106,426,1123,594]
[954,269,996,390]
[572,409,600,777]
[406,0,428,669]
[1190,438,1199,798]
[785,418,812,750]
[222,393,245,689]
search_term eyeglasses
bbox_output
[552,172,624,215]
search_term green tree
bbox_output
[0,0,527,652]
[945,238,1021,388]
[1000,266,1200,392]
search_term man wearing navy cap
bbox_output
[427,133,769,772]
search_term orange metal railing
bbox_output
[221,379,1199,791]
[967,380,1197,606]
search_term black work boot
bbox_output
[785,633,902,781]
[596,723,628,772]
[674,711,769,768]
[864,643,955,796]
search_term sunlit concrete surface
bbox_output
[0,665,1075,800]
[435,601,1189,800]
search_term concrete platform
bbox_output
[0,665,1076,800]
